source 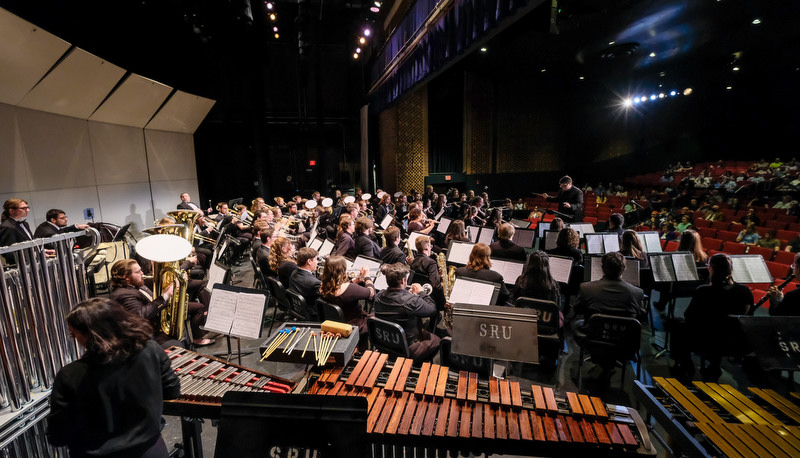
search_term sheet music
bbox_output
[537,222,551,238]
[407,231,425,253]
[229,292,267,338]
[214,240,228,262]
[449,277,496,305]
[603,234,620,253]
[544,231,559,250]
[510,219,530,228]
[203,288,238,334]
[447,241,475,265]
[569,223,595,238]
[345,258,354,270]
[731,255,773,284]
[477,227,494,245]
[549,255,573,284]
[511,228,535,248]
[352,255,381,276]
[586,234,604,254]
[650,254,677,282]
[308,237,324,251]
[643,232,662,253]
[380,214,393,230]
[489,259,524,285]
[434,208,445,221]
[589,256,603,282]
[308,220,319,239]
[436,217,452,234]
[374,271,412,291]
[467,226,478,243]
[671,253,699,281]
[622,258,640,287]
[318,239,335,257]
[206,264,227,292]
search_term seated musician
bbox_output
[269,236,297,287]
[407,206,435,234]
[768,252,800,316]
[319,255,374,341]
[545,227,583,265]
[454,243,509,305]
[33,209,89,239]
[46,297,180,457]
[251,220,268,254]
[109,259,213,347]
[288,247,321,319]
[177,192,210,215]
[256,228,275,276]
[573,252,644,325]
[444,219,469,246]
[607,213,625,244]
[670,253,753,382]
[333,214,356,259]
[379,226,407,265]
[0,199,35,253]
[676,229,707,266]
[511,251,563,328]
[375,193,395,223]
[489,223,527,261]
[409,236,446,312]
[354,216,381,259]
[619,229,649,269]
[374,262,441,365]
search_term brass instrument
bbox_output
[404,238,413,260]
[136,234,192,341]
[167,210,203,244]
[437,252,456,329]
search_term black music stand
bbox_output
[214,392,368,458]
[203,283,269,364]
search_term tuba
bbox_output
[167,210,203,244]
[135,234,192,341]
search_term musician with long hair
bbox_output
[47,297,181,457]
[0,198,34,250]
[319,255,374,339]
[619,229,649,269]
[269,236,297,287]
[407,206,435,234]
[670,253,753,382]
[677,229,707,265]
[511,252,563,328]
[375,193,395,222]
[333,214,356,259]
[545,227,582,264]
[454,243,508,305]
[444,219,468,246]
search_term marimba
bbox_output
[635,377,800,457]
[308,350,656,457]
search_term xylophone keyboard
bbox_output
[308,350,656,457]
[635,377,800,457]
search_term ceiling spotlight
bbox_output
[650,94,656,100]
[624,99,633,108]
[359,36,366,44]
[608,41,615,45]
[269,13,276,20]
[364,28,371,37]
[649,52,656,57]
[274,33,279,38]
[633,97,640,103]
[726,85,733,90]
[579,76,585,80]
[356,47,361,53]
[374,0,381,5]
[683,88,693,96]
[273,26,278,32]
[732,66,740,72]
[370,6,379,12]
[480,47,487,52]
[266,2,273,9]
[659,71,666,77]
[353,53,359,59]
[670,90,677,96]
[640,97,647,103]
[752,18,761,25]
[659,93,665,98]
[540,68,546,73]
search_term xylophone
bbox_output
[308,350,656,457]
[635,377,800,457]
[162,346,296,418]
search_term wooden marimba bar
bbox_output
[309,351,654,457]
[637,377,800,458]
[162,347,295,417]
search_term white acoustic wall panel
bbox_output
[145,91,215,134]
[16,108,95,191]
[27,186,99,228]
[149,179,200,222]
[0,8,70,105]
[144,130,197,182]
[88,121,149,185]
[17,48,125,119]
[95,182,155,232]
[89,74,172,128]
[0,104,32,194]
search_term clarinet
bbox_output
[748,273,795,315]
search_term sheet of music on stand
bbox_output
[352,255,381,278]
[205,262,230,292]
[214,240,228,262]
[510,218,531,228]
[447,240,475,265]
[649,251,699,282]
[373,271,412,291]
[537,222,551,238]
[544,231,559,250]
[510,228,535,248]
[308,236,324,251]
[585,233,620,254]
[318,239,335,258]
[203,283,268,339]
[436,217,452,234]
[489,258,525,285]
[588,256,641,287]
[730,255,773,284]
[467,226,478,243]
[407,231,426,253]
[380,214,393,230]
[477,227,494,245]
[548,255,574,284]
[636,231,663,253]
[448,277,497,306]
[568,223,595,238]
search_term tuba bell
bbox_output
[167,210,203,245]
[135,234,193,341]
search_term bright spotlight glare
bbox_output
[359,37,366,44]
[624,99,633,108]
[649,52,656,57]
[353,53,359,59]
[633,97,640,103]
[650,94,656,100]
[670,90,677,96]
[752,18,761,25]
[269,13,276,20]
[370,6,379,12]
[364,29,371,37]
[659,93,665,98]
[356,47,361,53]
[266,2,273,9]
[683,88,693,96]
[480,47,487,52]
[273,26,278,32]
[732,66,740,72]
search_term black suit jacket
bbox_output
[355,233,381,259]
[489,239,527,261]
[575,277,644,321]
[177,201,203,212]
[33,221,82,239]
[380,246,407,265]
[288,269,321,318]
[0,218,33,247]
[109,286,167,322]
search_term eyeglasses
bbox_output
[15,206,30,211]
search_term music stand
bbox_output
[204,283,269,363]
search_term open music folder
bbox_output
[729,254,773,284]
[635,231,663,253]
[205,261,231,293]
[510,218,531,229]
[587,255,641,286]
[203,284,268,340]
[568,223,595,238]
[543,231,559,250]
[447,240,475,265]
[308,236,324,251]
[585,232,621,255]
[489,258,526,285]
[510,227,535,248]
[448,277,500,306]
[649,252,700,282]
[318,238,335,258]
[351,255,382,279]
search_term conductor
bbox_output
[541,175,583,222]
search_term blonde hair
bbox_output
[269,237,295,272]
[466,243,492,271]
[320,255,348,299]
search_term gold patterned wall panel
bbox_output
[378,104,398,192]
[464,72,492,174]
[395,86,428,193]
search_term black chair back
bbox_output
[250,251,266,290]
[285,290,312,321]
[316,298,345,322]
[265,276,290,334]
[367,316,410,358]
[585,314,641,358]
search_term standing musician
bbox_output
[375,193,395,223]
[46,297,181,457]
[354,216,382,259]
[541,175,584,223]
[178,192,211,215]
[33,208,90,239]
[0,198,34,247]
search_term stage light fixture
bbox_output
[266,2,273,9]
[364,28,371,37]
[659,93,665,98]
[732,66,740,72]
[683,88,693,95]
[359,36,366,44]
[624,99,633,107]
[480,47,487,52]
[374,1,381,6]
[752,18,761,25]
[274,33,279,38]
[370,6,379,12]
[670,90,677,96]
[650,94,656,100]
[356,47,361,53]
[726,85,733,90]
[649,52,656,57]
[269,13,276,20]
[273,26,278,32]
[579,76,585,80]
[353,53,359,59]
[633,97,640,103]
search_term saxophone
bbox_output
[437,252,456,329]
